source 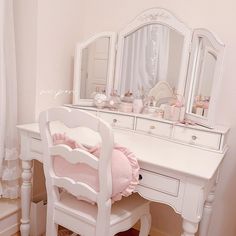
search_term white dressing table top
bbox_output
[114,129,223,179]
[17,123,224,181]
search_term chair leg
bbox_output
[139,213,151,236]
[46,222,58,236]
[45,203,58,236]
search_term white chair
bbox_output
[39,107,151,236]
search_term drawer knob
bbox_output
[149,125,156,129]
[192,135,197,140]
[139,174,143,180]
[113,119,117,123]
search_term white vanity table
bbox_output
[18,114,227,236]
[17,7,229,236]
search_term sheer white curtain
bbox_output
[120,24,170,97]
[0,0,20,199]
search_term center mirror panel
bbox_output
[114,8,192,100]
[119,24,184,97]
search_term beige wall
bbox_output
[14,0,38,124]
[14,0,85,123]
[14,0,236,236]
[35,0,85,119]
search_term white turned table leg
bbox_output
[20,160,33,236]
[182,219,198,236]
[199,185,216,236]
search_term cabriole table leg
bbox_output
[182,219,198,236]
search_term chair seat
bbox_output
[55,192,150,228]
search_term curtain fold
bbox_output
[0,0,20,199]
[120,24,170,97]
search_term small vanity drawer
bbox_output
[136,118,172,137]
[99,112,134,129]
[139,169,180,197]
[173,126,221,150]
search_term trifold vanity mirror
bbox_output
[73,8,225,128]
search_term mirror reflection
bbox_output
[118,24,184,98]
[190,37,217,117]
[80,37,110,98]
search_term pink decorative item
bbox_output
[163,93,185,122]
[192,95,210,117]
[108,90,120,110]
[179,106,186,122]
[122,91,133,103]
[156,110,164,118]
[164,105,181,121]
[133,99,143,113]
[119,102,133,113]
[52,133,140,203]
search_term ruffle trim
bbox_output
[111,144,140,202]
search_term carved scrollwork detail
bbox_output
[138,11,170,22]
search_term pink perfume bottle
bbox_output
[108,90,120,110]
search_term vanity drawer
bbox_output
[173,126,221,150]
[136,118,172,137]
[99,112,134,129]
[139,169,180,197]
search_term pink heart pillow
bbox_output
[52,133,140,202]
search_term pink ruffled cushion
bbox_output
[52,133,140,202]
